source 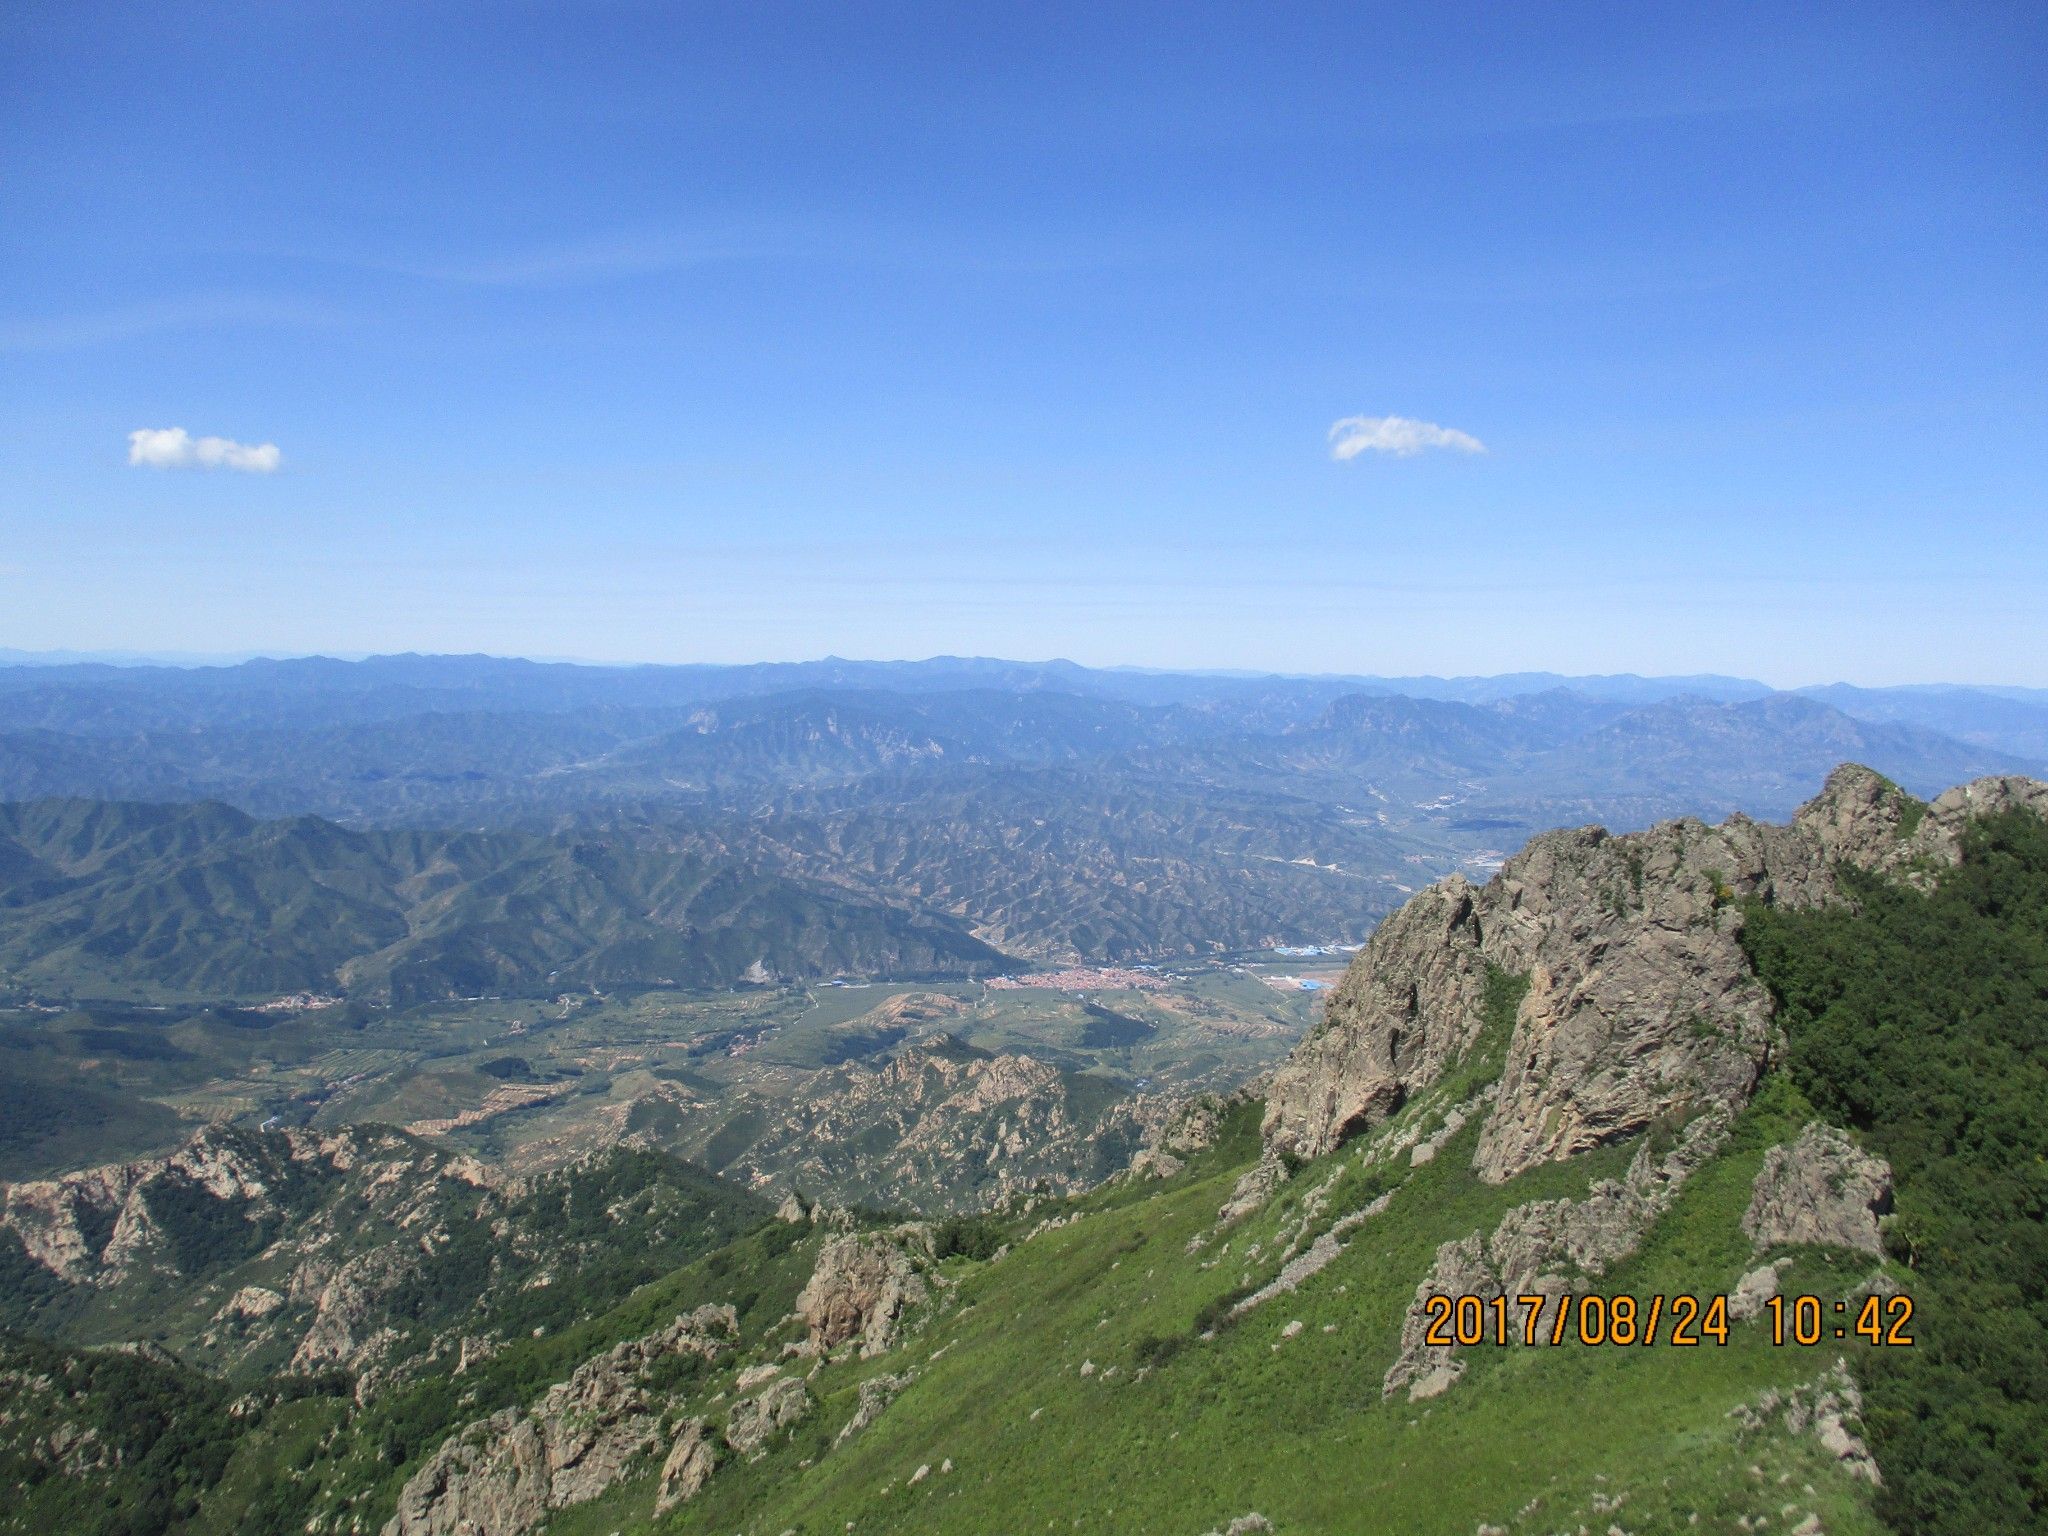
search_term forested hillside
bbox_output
[0,798,1007,1001]
[1743,809,2048,1532]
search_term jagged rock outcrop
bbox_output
[0,1124,756,1396]
[1730,1258,1792,1320]
[723,1374,811,1455]
[1264,880,1495,1163]
[1729,1361,1882,1485]
[0,1124,494,1291]
[1266,766,2046,1185]
[1215,1148,1290,1227]
[39,1418,116,1477]
[1159,1094,1226,1156]
[288,1246,415,1378]
[1743,1124,1892,1255]
[675,1035,1169,1213]
[0,1124,326,1285]
[384,1304,736,1536]
[0,1123,510,1388]
[1130,1087,1256,1182]
[1383,1114,1730,1399]
[1127,1145,1185,1181]
[1802,769,2048,882]
[795,1226,933,1357]
[1,1165,146,1282]
[836,1370,911,1442]
[215,1285,285,1322]
[654,1418,715,1512]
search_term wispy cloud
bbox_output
[128,428,281,474]
[373,229,766,287]
[0,295,332,353]
[285,217,1138,290]
[1328,415,1487,460]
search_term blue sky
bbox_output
[2,1,2043,683]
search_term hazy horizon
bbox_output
[4,643,2047,697]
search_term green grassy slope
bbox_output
[10,798,2040,1535]
[2,967,1908,1536]
[664,1080,1887,1536]
[0,1070,1919,1536]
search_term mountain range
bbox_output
[0,798,1006,1003]
[1,655,2040,993]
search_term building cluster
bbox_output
[986,966,1169,993]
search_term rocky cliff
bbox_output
[383,1219,937,1532]
[384,1304,738,1536]
[795,1225,934,1358]
[1264,765,2048,1182]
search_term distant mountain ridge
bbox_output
[0,667,2036,826]
[0,654,2040,979]
[0,798,1008,1002]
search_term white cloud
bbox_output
[127,427,281,474]
[1328,415,1486,460]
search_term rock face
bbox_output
[0,1124,755,1397]
[216,1285,284,1322]
[654,1419,715,1513]
[0,1124,338,1285]
[1216,1151,1289,1227]
[1743,1124,1892,1255]
[288,1246,415,1376]
[795,1227,932,1357]
[1158,1092,1233,1157]
[1383,1115,1729,1399]
[1729,1362,1883,1485]
[1265,765,2045,1184]
[384,1304,736,1536]
[1263,880,1495,1163]
[1129,1091,1246,1183]
[1730,1259,1792,1321]
[723,1375,811,1455]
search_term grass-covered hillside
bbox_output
[0,1013,1897,1536]
[4,1083,1889,1536]
[4,789,2041,1536]
[632,1073,1892,1535]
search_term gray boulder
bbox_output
[796,1227,932,1357]
[724,1376,811,1455]
[1744,1124,1892,1255]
